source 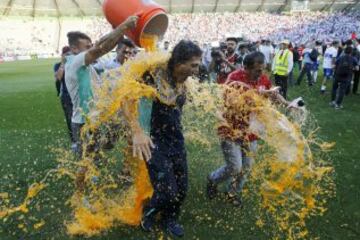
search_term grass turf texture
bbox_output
[0,59,359,239]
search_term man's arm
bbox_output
[287,52,294,74]
[122,99,154,161]
[55,63,64,81]
[259,87,289,106]
[220,52,237,71]
[84,16,138,66]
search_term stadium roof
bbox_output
[0,0,359,17]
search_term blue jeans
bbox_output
[209,140,257,194]
[297,63,313,85]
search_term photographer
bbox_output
[209,37,242,84]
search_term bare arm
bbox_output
[55,64,64,81]
[260,87,289,106]
[84,16,138,66]
[122,100,154,161]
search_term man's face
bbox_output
[226,40,237,54]
[281,43,287,50]
[71,38,92,54]
[240,47,247,54]
[175,56,202,83]
[117,46,134,64]
[61,52,71,62]
[247,61,265,80]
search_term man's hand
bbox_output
[55,65,64,81]
[259,86,280,95]
[123,16,139,30]
[132,131,155,161]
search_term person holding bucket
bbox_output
[64,15,139,190]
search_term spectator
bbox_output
[259,39,274,71]
[272,40,293,99]
[330,46,359,109]
[321,41,339,93]
[352,39,360,94]
[296,43,315,87]
[54,46,74,143]
[209,37,242,84]
[94,38,136,74]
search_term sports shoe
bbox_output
[206,176,218,200]
[320,85,326,93]
[141,208,156,232]
[225,192,243,208]
[335,104,343,110]
[329,101,336,107]
[163,219,184,238]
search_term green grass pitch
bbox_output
[0,59,359,239]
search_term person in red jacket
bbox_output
[207,52,290,207]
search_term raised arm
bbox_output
[85,16,139,66]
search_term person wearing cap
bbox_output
[54,46,74,143]
[272,40,293,99]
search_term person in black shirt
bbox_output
[54,46,74,143]
[122,40,202,238]
[330,46,359,109]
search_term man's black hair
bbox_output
[344,46,353,55]
[117,38,135,50]
[345,39,353,46]
[168,40,202,74]
[243,51,265,69]
[67,31,91,46]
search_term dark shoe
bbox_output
[225,192,243,208]
[206,176,218,200]
[163,219,184,238]
[141,208,156,232]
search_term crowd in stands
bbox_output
[1,11,360,58]
[165,11,360,46]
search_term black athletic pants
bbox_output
[144,147,188,222]
[274,74,288,99]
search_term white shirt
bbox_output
[323,47,338,69]
[65,52,101,124]
[259,45,273,64]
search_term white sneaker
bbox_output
[321,85,326,92]
[329,101,336,107]
[335,104,343,110]
[71,143,78,153]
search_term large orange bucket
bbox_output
[103,0,169,47]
